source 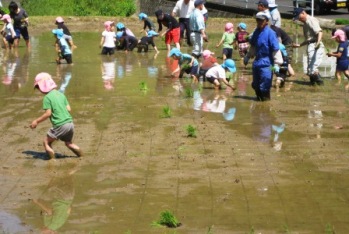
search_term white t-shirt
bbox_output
[173,0,195,18]
[5,23,14,37]
[205,65,226,79]
[102,30,116,48]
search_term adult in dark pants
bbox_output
[248,12,280,101]
[8,1,30,48]
[171,0,195,46]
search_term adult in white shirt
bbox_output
[268,0,281,28]
[172,0,195,46]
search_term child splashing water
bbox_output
[30,72,82,159]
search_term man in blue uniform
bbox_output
[248,12,280,101]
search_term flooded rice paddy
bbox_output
[0,30,349,233]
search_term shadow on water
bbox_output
[22,150,78,160]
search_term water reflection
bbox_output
[101,56,115,90]
[115,52,135,78]
[272,123,285,151]
[136,53,159,78]
[1,49,29,93]
[308,108,323,139]
[56,64,72,93]
[32,163,77,233]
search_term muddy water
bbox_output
[0,31,349,233]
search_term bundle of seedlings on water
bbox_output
[186,124,197,138]
[152,210,181,228]
[184,87,194,98]
[139,81,148,91]
[161,105,172,118]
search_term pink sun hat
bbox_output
[202,49,214,59]
[104,21,114,30]
[1,14,11,23]
[34,73,57,93]
[55,16,64,24]
[225,22,234,33]
[332,29,346,42]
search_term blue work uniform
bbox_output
[250,25,279,100]
[189,8,205,57]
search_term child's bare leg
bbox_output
[223,54,227,61]
[335,70,341,84]
[343,70,349,90]
[175,42,180,50]
[192,74,198,83]
[288,64,295,76]
[166,44,171,56]
[65,141,82,157]
[44,136,56,159]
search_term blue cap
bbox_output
[116,31,124,39]
[223,108,236,121]
[147,30,159,37]
[116,22,125,30]
[168,48,182,57]
[194,0,205,7]
[293,8,304,20]
[238,23,247,30]
[139,13,147,20]
[52,29,64,39]
[221,59,236,73]
[256,0,268,7]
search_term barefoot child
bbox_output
[100,21,116,55]
[52,29,72,64]
[216,22,235,60]
[0,14,15,49]
[30,72,82,159]
[205,59,236,90]
[327,29,349,89]
[137,30,159,53]
[169,48,199,82]
[55,16,77,49]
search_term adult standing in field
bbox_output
[249,12,280,101]
[155,9,181,56]
[171,0,195,46]
[268,0,281,28]
[189,0,207,58]
[9,1,30,48]
[292,8,324,85]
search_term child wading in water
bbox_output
[52,29,72,64]
[100,21,116,55]
[30,72,82,159]
[0,14,15,49]
[169,48,199,83]
[234,22,249,59]
[55,16,77,49]
[327,29,349,90]
[216,22,235,60]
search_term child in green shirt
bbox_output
[216,22,235,60]
[30,72,82,159]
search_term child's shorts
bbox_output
[206,76,218,84]
[14,27,29,40]
[61,54,73,64]
[238,42,249,57]
[165,27,180,44]
[223,48,233,59]
[336,60,349,71]
[101,47,115,55]
[47,122,74,142]
[5,35,14,44]
[137,43,148,53]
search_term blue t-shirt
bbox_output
[179,53,199,67]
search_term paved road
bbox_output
[209,0,349,20]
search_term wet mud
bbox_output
[0,18,349,233]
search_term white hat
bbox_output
[268,0,278,7]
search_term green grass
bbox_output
[336,18,349,25]
[161,105,172,118]
[184,87,194,98]
[186,125,197,138]
[152,210,181,228]
[139,81,148,91]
